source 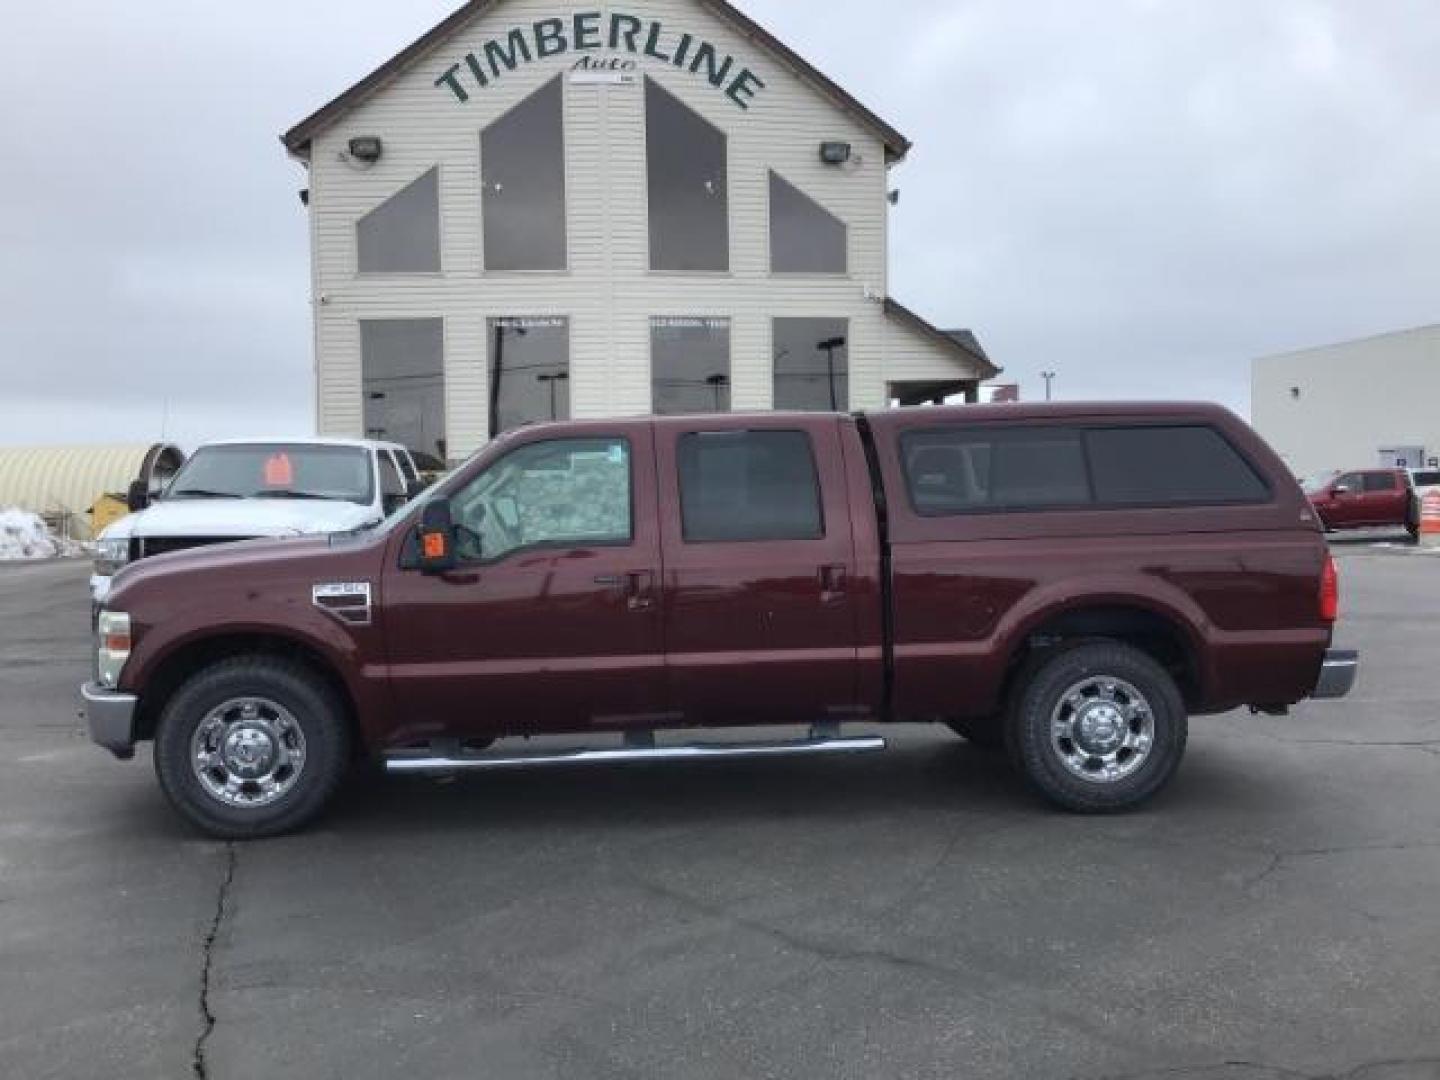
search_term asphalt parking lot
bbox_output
[2,550,1438,1080]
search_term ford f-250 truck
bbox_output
[81,403,1358,838]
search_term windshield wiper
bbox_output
[249,490,339,501]
[167,489,242,500]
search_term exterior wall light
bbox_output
[819,141,852,165]
[348,136,384,163]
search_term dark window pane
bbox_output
[1333,472,1362,492]
[488,317,569,435]
[902,428,1090,514]
[1412,470,1440,486]
[769,171,847,273]
[482,78,567,271]
[451,438,631,561]
[1362,471,1398,492]
[357,168,440,273]
[361,319,446,461]
[1087,426,1269,505]
[774,318,848,411]
[677,430,823,542]
[646,78,728,272]
[652,318,730,414]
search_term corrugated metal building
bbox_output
[1252,324,1440,481]
[0,445,184,540]
[283,0,998,463]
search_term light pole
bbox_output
[535,371,570,420]
[818,336,847,411]
[1041,371,1056,402]
[704,373,730,411]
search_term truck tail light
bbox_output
[1319,555,1339,623]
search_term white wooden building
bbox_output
[283,0,997,462]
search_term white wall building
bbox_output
[283,0,996,463]
[1252,324,1440,481]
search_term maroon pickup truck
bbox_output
[82,403,1357,838]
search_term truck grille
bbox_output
[137,536,254,560]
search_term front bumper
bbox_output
[1312,649,1359,700]
[80,682,138,759]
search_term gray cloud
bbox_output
[1,0,1435,446]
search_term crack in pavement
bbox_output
[1243,839,1440,892]
[1089,1055,1440,1079]
[193,843,237,1080]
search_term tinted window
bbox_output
[1333,472,1363,492]
[488,317,569,435]
[770,171,847,273]
[646,78,728,272]
[774,318,848,411]
[652,318,730,414]
[357,168,441,273]
[361,319,446,461]
[168,445,375,505]
[902,428,1090,514]
[482,78,567,271]
[451,438,631,562]
[678,430,823,542]
[1412,470,1440,486]
[1362,472,1398,492]
[1086,426,1269,505]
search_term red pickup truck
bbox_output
[82,403,1357,838]
[1306,468,1419,539]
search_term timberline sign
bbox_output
[434,11,767,109]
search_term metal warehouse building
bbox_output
[283,0,997,463]
[1252,324,1440,481]
[0,444,184,541]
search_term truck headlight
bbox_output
[96,610,132,689]
[95,538,130,577]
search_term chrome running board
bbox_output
[385,733,886,774]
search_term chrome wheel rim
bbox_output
[1049,676,1155,783]
[190,697,307,808]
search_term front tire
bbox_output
[1006,642,1187,813]
[154,657,351,839]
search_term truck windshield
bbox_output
[165,445,374,505]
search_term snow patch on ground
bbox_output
[0,508,84,560]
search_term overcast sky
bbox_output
[1,0,1436,447]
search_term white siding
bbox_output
[305,0,977,455]
[1252,324,1440,479]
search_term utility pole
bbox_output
[704,373,730,411]
[1041,371,1057,402]
[489,322,527,436]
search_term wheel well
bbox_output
[1005,606,1200,708]
[133,633,360,749]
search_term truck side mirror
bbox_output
[126,479,150,512]
[417,499,457,574]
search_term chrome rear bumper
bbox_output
[80,682,138,759]
[1312,650,1359,700]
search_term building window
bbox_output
[769,172,847,274]
[357,169,441,274]
[645,78,728,272]
[773,318,848,411]
[677,430,824,543]
[488,317,570,435]
[481,77,567,271]
[361,319,446,461]
[651,318,731,414]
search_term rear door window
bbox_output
[901,428,1090,514]
[677,430,823,542]
[1085,426,1269,506]
[1362,472,1398,492]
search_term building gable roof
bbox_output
[281,0,911,161]
[884,298,1001,381]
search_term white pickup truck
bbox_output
[92,438,424,604]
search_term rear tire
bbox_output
[154,657,351,839]
[1005,642,1187,813]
